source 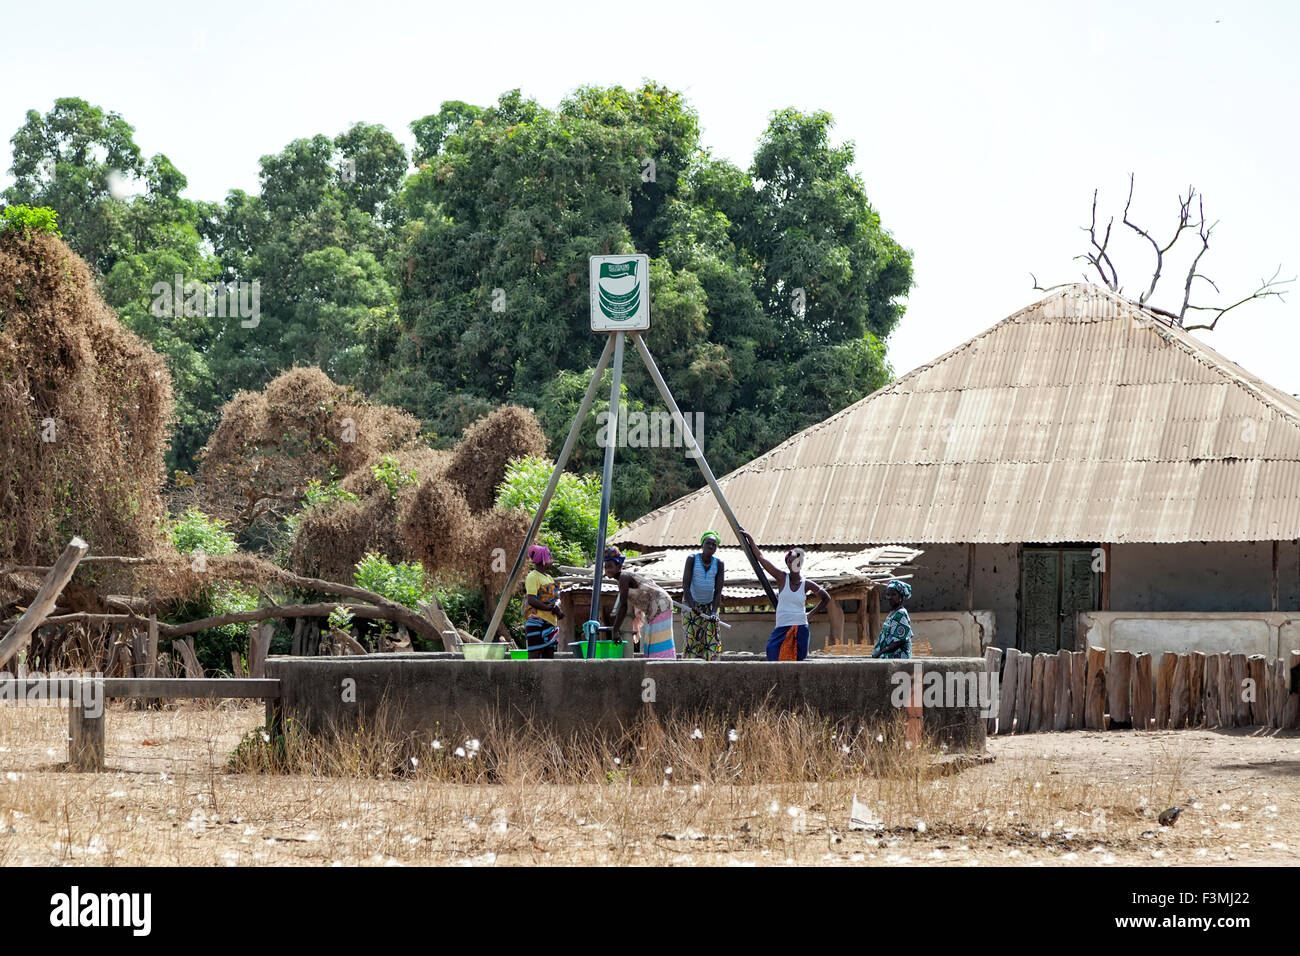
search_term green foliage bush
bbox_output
[494,456,616,567]
[353,552,433,610]
[165,508,256,673]
[371,454,417,499]
[0,204,60,237]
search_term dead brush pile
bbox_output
[193,367,423,539]
[290,404,543,595]
[0,230,172,607]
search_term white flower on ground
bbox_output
[691,728,703,740]
[728,729,739,743]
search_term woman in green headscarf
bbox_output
[682,531,726,660]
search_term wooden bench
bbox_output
[0,677,280,771]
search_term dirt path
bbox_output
[0,704,1296,866]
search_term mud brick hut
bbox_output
[612,284,1300,659]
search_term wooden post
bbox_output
[1131,652,1153,731]
[1204,652,1221,729]
[175,638,203,679]
[249,621,272,678]
[1273,541,1280,612]
[1169,654,1190,729]
[1248,655,1268,726]
[1054,648,1072,732]
[1267,656,1282,728]
[1101,543,1111,611]
[1279,656,1290,729]
[1156,652,1177,728]
[1108,650,1133,727]
[1085,645,1107,729]
[1231,653,1251,725]
[826,596,845,648]
[965,543,975,611]
[1030,654,1051,733]
[1187,652,1206,728]
[130,628,147,678]
[1286,650,1300,730]
[1070,650,1086,729]
[1015,652,1032,733]
[984,647,1002,735]
[866,588,880,646]
[998,648,1020,735]
[68,701,105,772]
[560,590,575,651]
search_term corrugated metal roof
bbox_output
[614,285,1300,548]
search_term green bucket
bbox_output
[462,643,509,660]
[509,649,529,660]
[574,640,625,659]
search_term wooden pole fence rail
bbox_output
[0,677,281,772]
[986,647,1300,735]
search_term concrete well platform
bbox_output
[266,656,988,751]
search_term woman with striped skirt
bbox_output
[603,546,677,659]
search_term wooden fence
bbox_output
[982,646,1300,735]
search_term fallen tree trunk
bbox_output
[1,554,439,642]
[0,537,89,670]
[34,602,434,641]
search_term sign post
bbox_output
[583,255,648,656]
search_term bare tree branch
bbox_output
[1030,273,1076,293]
[1182,265,1295,331]
[1122,174,1201,304]
[1037,177,1290,332]
[1074,188,1121,291]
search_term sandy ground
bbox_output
[0,702,1297,866]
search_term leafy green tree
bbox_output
[4,97,144,273]
[382,85,910,515]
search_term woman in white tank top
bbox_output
[739,529,830,661]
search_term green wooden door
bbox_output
[1019,547,1100,652]
[1060,550,1100,651]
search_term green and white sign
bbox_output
[589,254,650,331]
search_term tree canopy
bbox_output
[3,85,913,519]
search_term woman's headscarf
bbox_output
[785,547,806,574]
[700,531,720,546]
[528,544,552,565]
[603,546,626,568]
[886,579,912,600]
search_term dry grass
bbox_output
[0,702,1295,866]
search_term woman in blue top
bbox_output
[682,531,726,660]
[871,580,914,659]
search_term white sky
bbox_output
[3,0,1297,393]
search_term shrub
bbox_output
[0,205,60,238]
[353,552,433,610]
[494,456,617,567]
